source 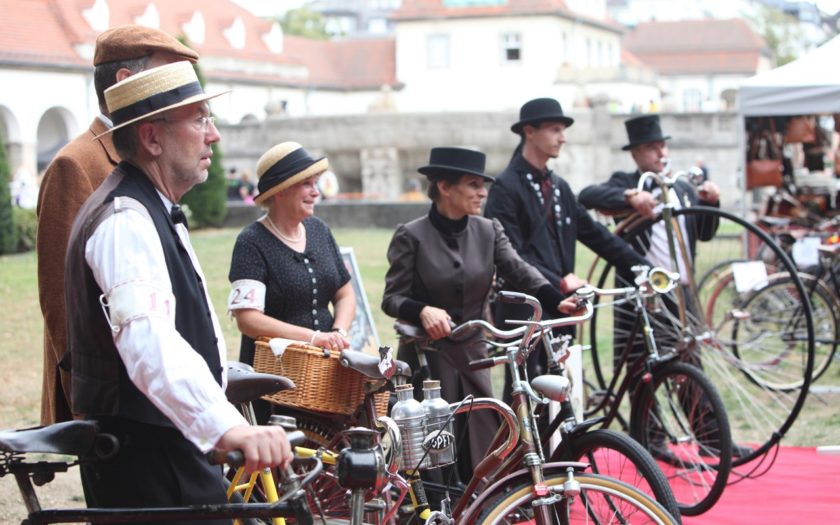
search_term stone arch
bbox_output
[0,105,27,178]
[36,106,78,172]
[239,113,259,125]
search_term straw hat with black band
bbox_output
[94,61,229,138]
[254,142,329,205]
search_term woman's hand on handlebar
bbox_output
[557,295,587,316]
[216,424,293,474]
[420,306,452,340]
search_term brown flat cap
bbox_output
[93,25,199,66]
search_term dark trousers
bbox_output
[81,417,230,525]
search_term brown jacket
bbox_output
[36,117,119,424]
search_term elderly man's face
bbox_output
[154,102,220,191]
[631,140,668,173]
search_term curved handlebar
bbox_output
[637,165,705,193]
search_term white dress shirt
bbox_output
[84,191,245,452]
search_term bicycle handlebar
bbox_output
[208,430,307,468]
[637,165,705,193]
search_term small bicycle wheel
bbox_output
[474,471,679,525]
[732,272,839,389]
[552,428,681,521]
[585,206,814,466]
[630,361,732,516]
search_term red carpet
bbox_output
[684,446,840,524]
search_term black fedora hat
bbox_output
[622,114,671,151]
[511,97,574,134]
[418,147,493,182]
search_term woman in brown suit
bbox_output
[382,147,578,480]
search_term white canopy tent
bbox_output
[739,34,840,117]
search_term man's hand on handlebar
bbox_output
[216,424,293,475]
[420,305,452,340]
[626,190,658,219]
[560,272,587,294]
[697,181,720,204]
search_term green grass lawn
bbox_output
[1,225,837,447]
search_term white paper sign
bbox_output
[268,338,296,358]
[792,237,821,269]
[731,261,769,293]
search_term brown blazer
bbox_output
[36,117,119,424]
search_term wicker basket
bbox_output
[253,339,389,417]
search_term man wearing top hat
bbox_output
[484,98,648,402]
[578,114,720,221]
[37,25,200,425]
[64,61,292,513]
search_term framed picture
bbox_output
[340,247,380,356]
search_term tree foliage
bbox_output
[178,37,227,228]
[0,133,17,254]
[279,8,329,40]
[749,4,806,66]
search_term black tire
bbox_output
[585,206,814,466]
[473,471,679,525]
[553,428,681,522]
[630,361,732,516]
[732,273,838,389]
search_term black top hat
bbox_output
[418,147,493,182]
[622,114,671,151]
[511,98,574,134]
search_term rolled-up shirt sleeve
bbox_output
[85,206,245,452]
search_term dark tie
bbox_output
[170,205,189,229]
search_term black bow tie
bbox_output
[170,205,189,229]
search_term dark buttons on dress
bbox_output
[454,261,461,269]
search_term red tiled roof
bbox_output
[1,0,396,90]
[394,0,569,18]
[393,0,622,32]
[0,0,87,66]
[623,19,767,75]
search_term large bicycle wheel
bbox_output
[551,428,681,521]
[474,471,679,525]
[630,361,732,516]
[585,206,814,466]
[731,272,839,388]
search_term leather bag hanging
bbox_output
[746,119,783,190]
[783,115,816,144]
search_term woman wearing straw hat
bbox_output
[382,146,580,480]
[228,142,355,376]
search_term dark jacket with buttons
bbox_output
[484,154,648,288]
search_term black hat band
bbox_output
[257,147,320,194]
[110,81,203,126]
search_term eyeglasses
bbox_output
[150,115,216,132]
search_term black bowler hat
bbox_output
[510,97,574,135]
[622,114,671,151]
[418,147,494,182]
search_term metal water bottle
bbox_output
[390,384,431,471]
[420,380,456,467]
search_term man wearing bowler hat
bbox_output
[64,61,292,513]
[485,98,648,403]
[36,25,200,425]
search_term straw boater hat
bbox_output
[254,142,329,205]
[94,60,228,138]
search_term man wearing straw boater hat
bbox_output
[64,61,292,512]
[485,98,648,404]
[37,25,200,426]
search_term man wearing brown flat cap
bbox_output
[36,25,199,425]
